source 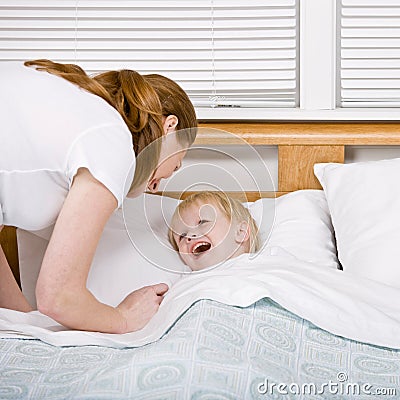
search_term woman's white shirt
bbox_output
[0,62,135,230]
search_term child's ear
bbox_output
[235,221,250,244]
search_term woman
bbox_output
[0,59,197,333]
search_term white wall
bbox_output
[345,146,400,163]
[159,145,278,192]
[159,145,400,192]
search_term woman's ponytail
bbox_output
[24,59,114,107]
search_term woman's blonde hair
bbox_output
[24,60,197,191]
[169,191,261,253]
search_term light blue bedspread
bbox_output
[1,298,399,399]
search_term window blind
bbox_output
[340,0,400,107]
[0,0,299,109]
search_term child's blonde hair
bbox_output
[169,191,261,253]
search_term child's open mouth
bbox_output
[191,242,211,255]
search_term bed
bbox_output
[1,122,400,399]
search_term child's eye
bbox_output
[179,232,187,241]
[174,162,182,172]
[198,219,209,225]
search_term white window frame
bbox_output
[197,0,400,120]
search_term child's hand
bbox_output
[116,283,169,333]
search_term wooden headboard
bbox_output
[2,121,400,284]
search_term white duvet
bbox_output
[1,247,399,349]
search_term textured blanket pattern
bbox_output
[0,299,399,400]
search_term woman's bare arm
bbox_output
[35,168,168,333]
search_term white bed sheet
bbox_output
[1,247,399,349]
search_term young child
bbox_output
[169,191,261,271]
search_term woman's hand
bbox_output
[117,283,169,333]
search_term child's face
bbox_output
[171,200,246,271]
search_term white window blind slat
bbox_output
[342,80,400,89]
[342,28,400,38]
[0,39,296,52]
[343,38,400,48]
[0,30,296,40]
[0,0,299,109]
[74,59,296,71]
[342,69,400,79]
[74,0,296,7]
[342,49,400,58]
[342,0,400,5]
[340,0,400,107]
[0,49,296,60]
[342,58,400,69]
[342,7,400,17]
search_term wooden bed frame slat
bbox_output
[278,145,345,191]
[196,122,400,145]
[0,227,20,285]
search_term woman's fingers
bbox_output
[151,283,169,296]
[116,283,170,332]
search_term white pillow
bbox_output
[18,190,337,308]
[314,158,400,287]
[266,190,338,269]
